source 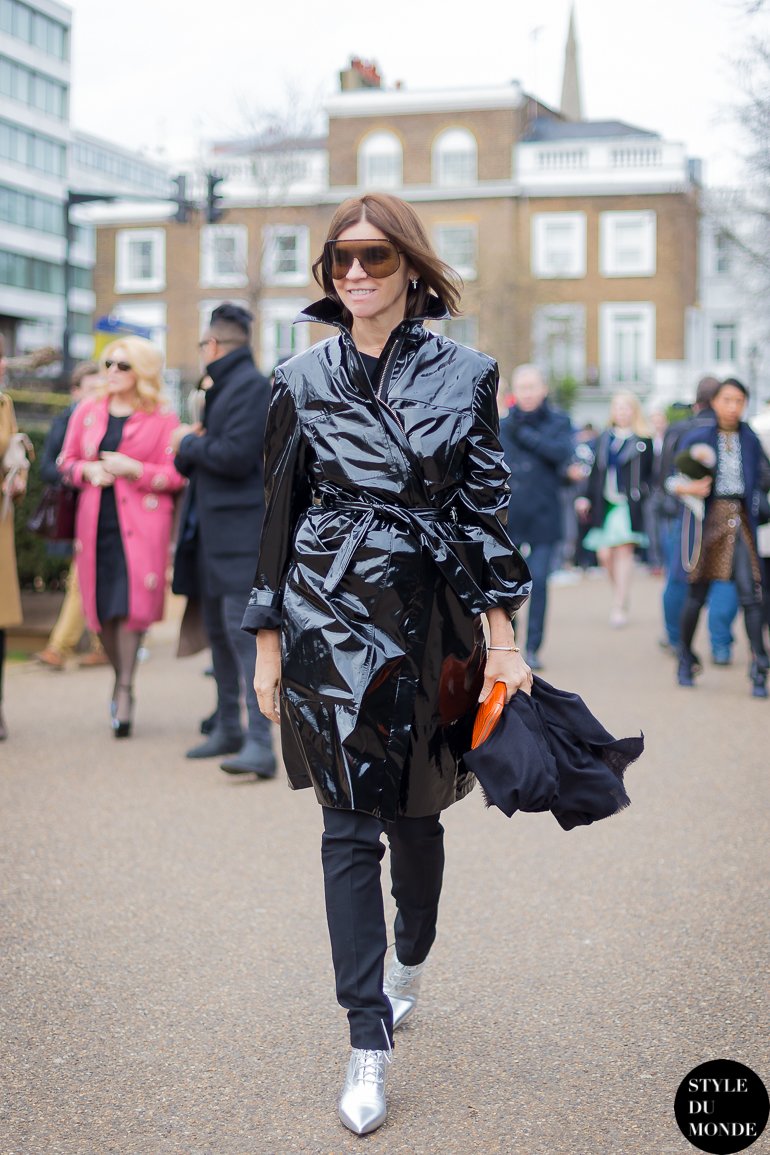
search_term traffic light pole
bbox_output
[61,176,218,378]
[62,191,117,381]
[61,197,77,381]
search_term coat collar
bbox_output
[692,415,757,457]
[206,343,253,386]
[295,294,450,339]
[597,427,648,469]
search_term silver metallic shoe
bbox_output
[338,1047,391,1135]
[383,954,426,1029]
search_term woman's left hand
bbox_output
[479,646,533,703]
[100,451,142,480]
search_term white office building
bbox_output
[0,0,74,353]
[0,0,170,360]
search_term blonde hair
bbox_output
[608,390,650,437]
[100,336,166,412]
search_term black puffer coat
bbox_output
[243,297,531,821]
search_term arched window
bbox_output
[358,131,402,189]
[432,128,477,187]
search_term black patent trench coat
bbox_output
[242,296,531,821]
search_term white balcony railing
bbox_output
[518,138,689,190]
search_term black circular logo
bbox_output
[675,1060,769,1153]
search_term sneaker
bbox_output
[548,569,581,586]
[711,648,732,666]
[338,1047,391,1135]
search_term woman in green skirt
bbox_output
[577,391,653,626]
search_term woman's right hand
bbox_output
[675,476,712,498]
[254,629,281,723]
[574,496,591,520]
[83,461,115,487]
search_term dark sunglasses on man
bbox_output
[323,238,402,280]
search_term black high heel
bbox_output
[112,684,134,738]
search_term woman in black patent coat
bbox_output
[243,193,531,1135]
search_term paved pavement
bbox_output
[2,571,768,1155]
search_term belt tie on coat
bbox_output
[318,498,489,611]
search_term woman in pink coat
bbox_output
[60,337,184,736]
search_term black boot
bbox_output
[750,659,769,699]
[677,647,699,687]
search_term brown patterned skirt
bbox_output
[689,498,761,584]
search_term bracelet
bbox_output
[488,645,520,652]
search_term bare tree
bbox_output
[708,12,770,345]
[196,85,327,328]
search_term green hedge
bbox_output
[13,428,71,591]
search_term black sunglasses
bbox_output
[104,359,132,372]
[323,238,401,280]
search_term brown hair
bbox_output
[70,360,99,389]
[312,193,463,326]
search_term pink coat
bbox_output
[60,397,185,633]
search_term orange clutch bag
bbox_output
[471,681,507,749]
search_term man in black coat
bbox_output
[172,304,274,777]
[499,364,575,670]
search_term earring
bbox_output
[411,277,419,290]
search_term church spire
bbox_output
[560,4,584,122]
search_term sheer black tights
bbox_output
[99,620,144,723]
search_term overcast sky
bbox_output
[66,0,765,185]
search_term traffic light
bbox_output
[172,174,190,223]
[205,172,224,223]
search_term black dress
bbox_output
[95,414,129,625]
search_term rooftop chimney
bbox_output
[339,57,383,91]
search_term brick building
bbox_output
[88,55,701,416]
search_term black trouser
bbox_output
[321,806,445,1050]
[0,628,5,700]
[762,557,770,633]
[681,535,769,667]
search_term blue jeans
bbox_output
[512,541,553,655]
[661,521,738,649]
